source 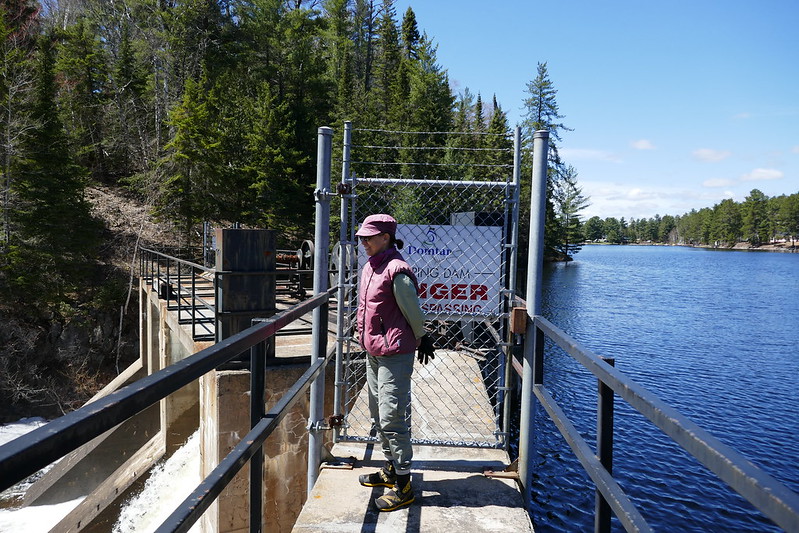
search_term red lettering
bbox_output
[419,283,490,301]
[451,283,468,300]
[430,283,448,299]
[470,284,488,300]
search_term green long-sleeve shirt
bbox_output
[393,273,425,339]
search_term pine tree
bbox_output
[520,61,577,260]
[373,0,400,120]
[159,69,213,245]
[323,0,355,125]
[247,81,308,236]
[553,165,588,260]
[741,189,772,245]
[56,17,109,181]
[712,199,742,245]
[5,34,101,307]
[521,61,571,167]
[0,4,37,247]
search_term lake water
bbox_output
[528,244,799,532]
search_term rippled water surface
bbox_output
[529,245,799,532]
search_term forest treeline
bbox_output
[583,189,799,246]
[1,0,586,314]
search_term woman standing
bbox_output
[355,214,434,512]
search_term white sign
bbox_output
[397,224,502,319]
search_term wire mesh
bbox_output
[336,125,519,449]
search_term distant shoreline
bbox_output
[582,242,798,253]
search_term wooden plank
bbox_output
[51,434,166,533]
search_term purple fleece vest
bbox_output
[358,247,419,356]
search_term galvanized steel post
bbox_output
[501,126,523,449]
[308,126,333,492]
[334,122,352,426]
[519,130,549,507]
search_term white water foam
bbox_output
[0,417,48,446]
[0,418,85,532]
[113,430,201,533]
[1,420,201,532]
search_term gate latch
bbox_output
[337,182,352,196]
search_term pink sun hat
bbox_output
[355,214,397,237]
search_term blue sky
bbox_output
[393,0,799,220]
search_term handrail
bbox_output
[513,311,799,532]
[0,291,330,494]
[139,246,217,341]
[156,349,331,533]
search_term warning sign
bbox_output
[397,224,502,319]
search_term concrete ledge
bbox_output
[293,442,534,532]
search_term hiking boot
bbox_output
[358,462,396,488]
[375,477,414,512]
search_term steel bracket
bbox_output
[314,187,335,201]
[483,458,520,480]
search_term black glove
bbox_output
[417,334,435,365]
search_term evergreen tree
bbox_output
[373,0,400,119]
[552,165,588,260]
[583,216,603,242]
[4,34,101,307]
[56,17,109,181]
[158,69,219,246]
[247,81,308,237]
[445,88,476,178]
[323,0,355,126]
[521,61,571,173]
[741,188,771,245]
[484,94,513,176]
[712,198,742,245]
[0,3,38,246]
[775,193,799,245]
[520,61,578,259]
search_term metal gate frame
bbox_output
[332,122,523,449]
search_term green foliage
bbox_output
[0,0,595,317]
[520,62,578,260]
[3,34,101,308]
[55,17,109,181]
[552,166,588,259]
[590,189,799,248]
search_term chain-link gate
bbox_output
[333,122,522,449]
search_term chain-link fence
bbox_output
[334,123,521,448]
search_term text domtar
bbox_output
[406,245,453,256]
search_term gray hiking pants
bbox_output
[366,351,414,475]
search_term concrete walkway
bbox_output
[293,441,534,532]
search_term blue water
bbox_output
[529,245,799,532]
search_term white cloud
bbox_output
[631,139,655,150]
[693,148,731,162]
[733,112,751,120]
[560,148,622,163]
[740,168,783,182]
[580,181,727,220]
[703,178,734,188]
[792,145,799,154]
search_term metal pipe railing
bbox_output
[157,338,334,533]
[0,291,330,494]
[139,247,216,341]
[512,312,799,532]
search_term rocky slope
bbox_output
[0,186,182,423]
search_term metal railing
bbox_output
[513,309,799,533]
[0,290,334,533]
[139,247,217,341]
